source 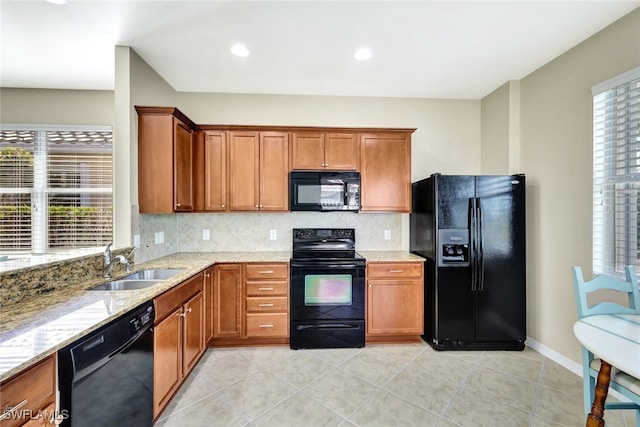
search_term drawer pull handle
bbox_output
[258,324,275,328]
[258,303,274,307]
[258,287,274,291]
[0,399,28,420]
[388,269,404,273]
[258,270,274,274]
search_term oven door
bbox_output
[290,262,365,321]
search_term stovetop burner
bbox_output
[291,228,365,265]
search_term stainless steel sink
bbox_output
[90,279,162,291]
[121,269,185,281]
[89,269,185,291]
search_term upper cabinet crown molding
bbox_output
[134,106,196,129]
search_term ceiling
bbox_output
[1,0,639,100]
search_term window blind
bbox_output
[593,68,640,277]
[0,127,112,254]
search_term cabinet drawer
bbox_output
[246,280,288,296]
[245,313,288,337]
[245,263,288,280]
[0,355,56,427]
[246,296,288,312]
[367,262,423,278]
[155,273,203,322]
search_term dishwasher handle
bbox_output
[72,322,152,383]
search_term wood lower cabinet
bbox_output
[212,264,243,338]
[136,106,195,213]
[366,262,424,343]
[211,262,289,346]
[291,131,359,170]
[245,263,289,338]
[360,132,412,212]
[0,355,57,427]
[203,267,214,343]
[228,131,289,211]
[153,272,205,419]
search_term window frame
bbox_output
[0,124,113,257]
[592,66,640,278]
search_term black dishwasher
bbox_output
[58,301,154,427]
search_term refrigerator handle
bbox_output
[477,198,485,291]
[470,197,477,291]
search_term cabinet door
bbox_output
[367,280,423,335]
[182,291,205,375]
[173,118,194,211]
[325,133,359,170]
[228,131,260,210]
[213,264,243,338]
[203,268,214,343]
[291,132,324,170]
[203,131,227,211]
[153,309,182,418]
[360,133,411,212]
[0,355,56,427]
[259,132,289,211]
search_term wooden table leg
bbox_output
[585,359,612,427]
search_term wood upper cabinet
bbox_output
[213,264,243,338]
[360,132,412,212]
[228,131,289,211]
[136,106,195,213]
[366,262,424,338]
[0,355,56,427]
[194,131,227,211]
[291,132,359,170]
[153,272,205,419]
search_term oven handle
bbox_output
[290,262,364,269]
[296,323,362,330]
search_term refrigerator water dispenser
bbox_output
[438,229,469,266]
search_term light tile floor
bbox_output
[154,343,637,427]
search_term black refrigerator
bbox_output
[410,174,526,351]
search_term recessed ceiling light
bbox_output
[230,44,250,58]
[354,48,372,61]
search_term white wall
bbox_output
[481,8,640,363]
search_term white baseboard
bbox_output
[526,336,627,402]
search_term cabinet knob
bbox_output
[205,273,210,278]
[258,287,274,291]
[256,205,259,208]
[258,324,275,328]
[176,203,182,208]
[258,303,274,307]
[186,308,192,313]
[222,204,225,208]
[258,270,274,274]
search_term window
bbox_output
[0,126,112,255]
[592,67,640,277]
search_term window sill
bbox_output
[0,247,105,274]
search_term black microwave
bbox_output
[290,171,360,212]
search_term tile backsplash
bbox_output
[132,208,402,263]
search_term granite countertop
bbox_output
[359,250,425,262]
[0,251,290,382]
[0,249,419,382]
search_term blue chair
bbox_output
[572,265,640,425]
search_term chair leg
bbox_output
[582,348,595,417]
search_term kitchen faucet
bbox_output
[102,242,148,278]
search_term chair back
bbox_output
[572,265,640,318]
